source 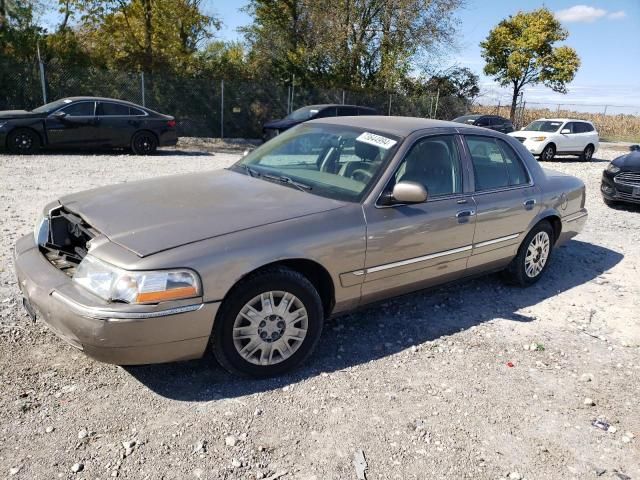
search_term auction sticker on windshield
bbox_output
[356,132,397,149]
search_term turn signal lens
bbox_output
[531,136,547,142]
[167,119,176,128]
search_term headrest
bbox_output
[355,141,380,161]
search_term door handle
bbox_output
[456,209,476,218]
[523,199,536,210]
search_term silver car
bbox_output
[14,117,588,376]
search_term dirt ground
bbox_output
[0,143,638,480]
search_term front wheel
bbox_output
[502,221,554,287]
[540,144,555,161]
[131,131,158,155]
[8,128,40,154]
[212,267,324,377]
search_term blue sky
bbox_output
[201,0,639,112]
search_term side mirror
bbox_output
[51,111,67,120]
[520,127,525,130]
[391,181,428,204]
[561,128,571,134]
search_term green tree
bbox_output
[480,7,580,120]
[243,0,464,90]
[70,0,219,73]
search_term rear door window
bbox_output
[466,136,511,191]
[99,102,130,116]
[497,139,529,185]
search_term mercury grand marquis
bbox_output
[14,117,588,377]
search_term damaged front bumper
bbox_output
[13,234,219,365]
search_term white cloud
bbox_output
[555,5,607,23]
[608,10,627,20]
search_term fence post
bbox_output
[342,90,345,105]
[603,105,608,115]
[36,42,47,104]
[141,72,146,107]
[496,101,500,116]
[433,88,440,119]
[287,86,291,114]
[388,94,392,115]
[220,79,224,139]
[291,74,295,112]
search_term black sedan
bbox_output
[263,104,378,140]
[0,97,177,155]
[601,145,640,206]
[452,114,514,134]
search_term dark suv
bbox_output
[263,104,378,140]
[452,114,514,134]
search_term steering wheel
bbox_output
[350,169,373,183]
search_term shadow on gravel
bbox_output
[127,239,622,401]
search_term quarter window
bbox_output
[392,135,462,197]
[60,102,94,117]
[466,136,529,190]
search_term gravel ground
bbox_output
[0,144,638,480]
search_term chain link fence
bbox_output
[2,61,637,142]
[0,61,469,139]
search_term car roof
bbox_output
[537,118,593,123]
[301,104,375,109]
[307,116,465,136]
[61,96,146,109]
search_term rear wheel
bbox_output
[212,267,324,377]
[540,144,555,161]
[581,144,594,162]
[131,131,158,155]
[8,128,40,154]
[503,221,554,287]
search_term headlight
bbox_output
[531,136,547,142]
[606,163,621,174]
[34,216,50,246]
[73,255,201,304]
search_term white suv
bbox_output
[508,118,599,161]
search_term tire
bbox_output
[502,221,554,287]
[131,131,158,155]
[7,128,40,154]
[212,267,324,377]
[580,144,594,162]
[540,144,555,161]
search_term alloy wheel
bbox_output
[232,291,309,366]
[14,133,33,152]
[525,231,550,278]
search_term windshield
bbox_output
[286,106,321,121]
[232,124,401,202]
[523,120,563,133]
[31,99,73,114]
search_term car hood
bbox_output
[508,130,556,139]
[59,169,347,257]
[611,151,640,170]
[263,118,300,130]
[0,110,45,120]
